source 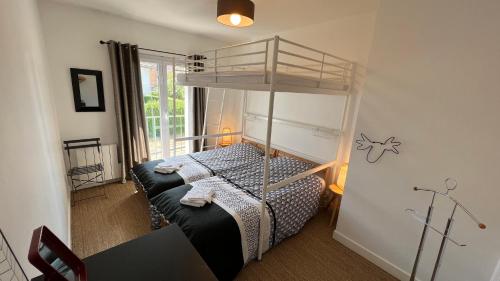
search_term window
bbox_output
[140,55,191,160]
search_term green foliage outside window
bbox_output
[144,72,187,139]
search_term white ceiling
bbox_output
[50,0,379,42]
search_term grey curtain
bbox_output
[107,41,150,181]
[192,87,206,152]
[190,55,207,152]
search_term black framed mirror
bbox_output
[70,68,105,112]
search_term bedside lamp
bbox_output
[335,163,348,194]
[328,163,348,226]
[220,128,232,147]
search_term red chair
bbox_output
[28,226,87,281]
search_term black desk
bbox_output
[33,224,217,281]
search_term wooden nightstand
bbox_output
[328,184,344,227]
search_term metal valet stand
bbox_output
[406,178,487,281]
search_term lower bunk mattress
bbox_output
[150,157,325,280]
[131,143,264,199]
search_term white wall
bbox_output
[244,92,347,163]
[336,1,500,281]
[38,0,226,146]
[244,11,378,164]
[0,0,69,278]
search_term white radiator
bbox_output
[64,143,121,188]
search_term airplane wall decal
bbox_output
[355,133,401,163]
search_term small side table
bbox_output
[328,184,344,227]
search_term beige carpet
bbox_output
[71,182,398,281]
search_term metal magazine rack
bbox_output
[64,138,107,205]
[0,228,28,281]
[406,178,486,281]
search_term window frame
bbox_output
[140,53,190,159]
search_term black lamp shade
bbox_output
[217,0,255,27]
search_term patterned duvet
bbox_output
[150,157,325,281]
[130,143,264,199]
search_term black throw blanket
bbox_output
[151,184,243,281]
[131,160,185,199]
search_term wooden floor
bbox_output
[71,183,398,281]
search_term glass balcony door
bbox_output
[140,55,190,160]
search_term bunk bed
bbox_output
[173,35,354,258]
[136,36,354,276]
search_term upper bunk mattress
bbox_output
[131,143,264,199]
[150,156,325,281]
[177,70,349,91]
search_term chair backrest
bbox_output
[63,138,102,152]
[28,226,87,281]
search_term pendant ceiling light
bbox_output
[217,0,255,27]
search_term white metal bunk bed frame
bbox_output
[169,35,355,260]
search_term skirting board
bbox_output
[333,230,421,281]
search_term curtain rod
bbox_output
[99,40,186,57]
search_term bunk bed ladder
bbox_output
[200,88,210,151]
[215,89,226,146]
[200,89,226,150]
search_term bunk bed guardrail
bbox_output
[244,112,341,138]
[176,36,355,94]
[267,160,336,193]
